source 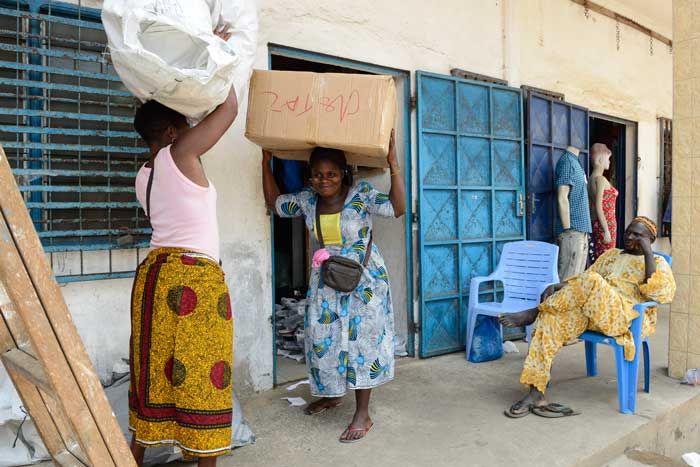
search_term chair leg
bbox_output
[465,311,479,362]
[525,324,532,345]
[643,340,650,393]
[585,341,598,377]
[615,346,631,414]
[627,358,640,414]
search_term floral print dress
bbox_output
[520,249,676,393]
[276,182,396,397]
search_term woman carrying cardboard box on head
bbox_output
[262,131,406,443]
[128,26,238,467]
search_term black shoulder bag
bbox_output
[316,208,372,293]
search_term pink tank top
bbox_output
[135,146,220,261]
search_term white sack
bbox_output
[102,0,257,122]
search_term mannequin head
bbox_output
[591,143,612,171]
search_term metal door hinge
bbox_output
[410,95,417,111]
[409,321,421,334]
[412,212,419,223]
[517,193,525,217]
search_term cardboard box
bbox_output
[245,70,396,168]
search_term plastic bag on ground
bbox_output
[683,452,700,467]
[102,0,258,122]
[468,315,504,363]
[681,368,700,386]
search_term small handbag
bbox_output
[315,208,372,293]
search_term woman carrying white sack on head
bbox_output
[102,0,258,122]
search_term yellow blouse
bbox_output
[316,213,342,246]
[588,248,676,339]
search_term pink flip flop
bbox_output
[339,422,374,444]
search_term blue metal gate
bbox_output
[526,92,589,243]
[416,71,526,358]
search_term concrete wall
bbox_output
[60,0,672,392]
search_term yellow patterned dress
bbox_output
[521,249,676,393]
[129,248,233,457]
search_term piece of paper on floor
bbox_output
[281,397,307,407]
[683,452,700,467]
[285,379,310,391]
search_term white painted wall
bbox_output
[60,0,671,393]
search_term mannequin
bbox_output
[555,146,592,282]
[588,143,618,260]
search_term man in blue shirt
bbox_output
[555,146,592,281]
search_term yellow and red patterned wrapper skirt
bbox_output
[129,248,233,457]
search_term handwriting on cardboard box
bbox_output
[260,90,361,124]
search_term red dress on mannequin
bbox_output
[591,186,618,260]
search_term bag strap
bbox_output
[145,162,155,218]
[314,205,325,249]
[315,205,373,266]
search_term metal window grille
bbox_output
[0,0,150,282]
[658,117,672,236]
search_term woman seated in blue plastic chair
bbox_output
[499,217,676,418]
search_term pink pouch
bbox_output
[312,248,331,268]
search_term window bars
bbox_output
[0,0,150,282]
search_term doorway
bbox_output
[588,114,637,247]
[267,45,413,385]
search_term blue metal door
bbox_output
[416,71,526,358]
[526,92,589,243]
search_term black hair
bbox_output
[133,100,187,145]
[309,147,353,186]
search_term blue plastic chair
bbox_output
[466,241,559,361]
[580,252,672,414]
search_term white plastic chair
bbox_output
[466,241,559,360]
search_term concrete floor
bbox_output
[33,310,700,467]
[182,309,699,467]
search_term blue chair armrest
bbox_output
[630,301,658,348]
[469,274,498,310]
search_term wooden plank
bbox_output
[0,274,33,354]
[42,389,89,465]
[0,147,132,465]
[2,349,54,395]
[0,146,133,463]
[0,213,108,464]
[54,450,87,467]
[0,314,71,462]
[0,281,85,463]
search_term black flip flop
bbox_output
[532,403,580,418]
[504,401,533,418]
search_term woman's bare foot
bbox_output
[304,397,343,415]
[498,308,539,327]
